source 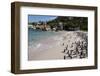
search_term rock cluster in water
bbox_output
[61,31,88,59]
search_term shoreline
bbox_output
[28,31,88,60]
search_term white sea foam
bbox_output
[36,43,41,48]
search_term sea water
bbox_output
[28,28,63,51]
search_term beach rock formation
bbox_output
[61,31,88,59]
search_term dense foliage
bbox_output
[47,16,88,31]
[28,16,88,31]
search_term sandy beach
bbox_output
[28,31,88,61]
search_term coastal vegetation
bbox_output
[28,16,88,31]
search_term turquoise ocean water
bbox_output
[28,28,63,51]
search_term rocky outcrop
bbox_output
[61,31,88,59]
